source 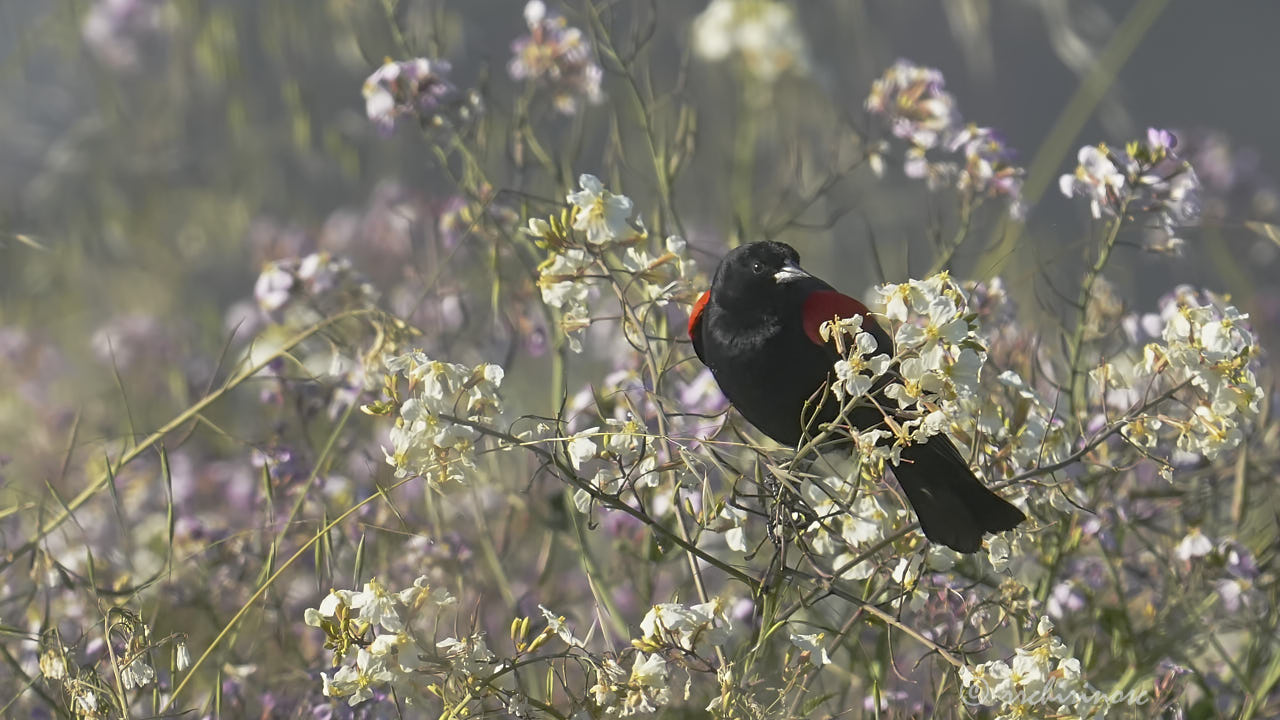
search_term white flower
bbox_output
[381,353,505,486]
[840,493,898,548]
[833,553,875,580]
[831,332,890,401]
[620,652,671,716]
[568,174,633,245]
[539,248,592,308]
[524,0,546,26]
[1037,616,1054,637]
[640,599,731,652]
[716,505,750,552]
[121,656,156,690]
[175,640,192,671]
[396,575,456,609]
[691,0,735,61]
[38,647,67,681]
[692,0,810,81]
[987,535,1011,572]
[539,605,583,647]
[1175,528,1214,561]
[788,631,832,667]
[255,263,294,311]
[925,545,957,571]
[891,554,923,585]
[566,427,599,470]
[306,589,353,627]
[630,652,668,686]
[437,633,495,679]
[326,649,395,706]
[1060,144,1125,219]
[351,578,403,632]
[590,657,626,709]
[1009,649,1047,693]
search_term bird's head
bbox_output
[710,241,812,311]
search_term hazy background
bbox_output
[3,0,1280,423]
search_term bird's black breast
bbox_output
[700,304,838,446]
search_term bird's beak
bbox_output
[773,263,811,284]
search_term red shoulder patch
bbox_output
[688,290,711,340]
[801,290,872,346]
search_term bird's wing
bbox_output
[688,290,711,362]
[800,290,894,356]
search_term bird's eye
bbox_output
[751,262,763,274]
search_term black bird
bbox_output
[688,241,1024,552]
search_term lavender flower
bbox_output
[866,61,1025,215]
[362,58,468,134]
[1060,128,1202,251]
[948,125,1026,216]
[1177,129,1280,224]
[866,60,958,150]
[508,1,603,115]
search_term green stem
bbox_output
[729,82,761,246]
[1067,208,1127,417]
[976,0,1170,275]
[928,195,974,276]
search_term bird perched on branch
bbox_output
[688,241,1024,552]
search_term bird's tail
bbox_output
[892,435,1025,553]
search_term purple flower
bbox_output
[865,60,957,150]
[362,58,463,134]
[251,445,309,490]
[1148,127,1176,152]
[508,1,603,115]
[1047,580,1086,618]
[1175,129,1280,226]
[866,61,1024,216]
[948,125,1026,213]
[1060,129,1202,252]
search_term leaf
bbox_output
[1245,221,1280,247]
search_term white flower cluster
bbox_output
[870,274,987,446]
[250,250,386,416]
[565,419,659,513]
[255,251,378,320]
[305,576,460,707]
[637,599,733,654]
[982,369,1072,472]
[984,528,1045,589]
[531,174,698,353]
[37,610,192,717]
[590,653,671,717]
[567,174,635,246]
[691,0,810,82]
[380,351,505,487]
[1060,128,1201,251]
[825,315,892,402]
[960,617,1140,719]
[787,631,832,668]
[802,469,910,579]
[1131,288,1262,461]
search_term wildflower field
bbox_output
[3,1,1280,718]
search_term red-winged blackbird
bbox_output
[688,241,1024,552]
